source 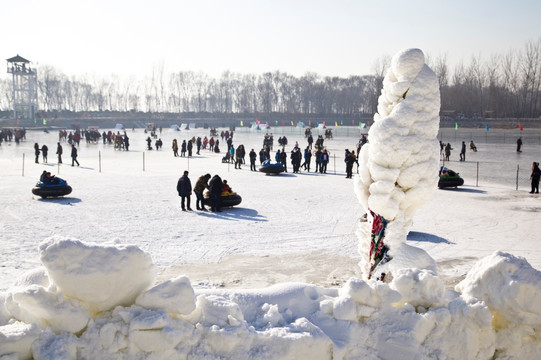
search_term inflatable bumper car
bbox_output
[32,178,72,198]
[204,191,242,208]
[259,160,284,175]
[438,167,464,188]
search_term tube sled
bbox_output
[438,167,464,188]
[204,191,242,207]
[32,178,72,198]
[259,160,284,175]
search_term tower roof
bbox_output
[6,55,30,63]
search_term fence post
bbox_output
[476,161,479,187]
[516,164,519,191]
[333,154,336,174]
[22,153,25,177]
[143,152,145,172]
[99,151,102,173]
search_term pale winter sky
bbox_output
[2,0,540,79]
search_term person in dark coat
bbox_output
[187,140,193,156]
[314,148,322,173]
[71,144,79,166]
[320,149,329,174]
[194,173,211,211]
[196,137,202,155]
[280,150,287,172]
[177,170,193,211]
[235,145,243,169]
[34,143,40,163]
[530,162,541,194]
[307,134,313,149]
[56,142,63,164]
[146,136,152,150]
[345,150,356,178]
[208,174,224,212]
[444,143,452,161]
[249,149,257,171]
[459,141,466,162]
[517,137,523,152]
[124,135,130,151]
[291,148,302,173]
[259,148,266,165]
[181,140,187,156]
[41,144,49,163]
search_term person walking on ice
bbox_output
[71,144,79,167]
[459,141,466,162]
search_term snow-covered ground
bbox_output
[1,124,541,359]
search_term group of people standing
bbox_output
[177,171,232,212]
[33,142,79,166]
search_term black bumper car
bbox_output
[438,167,464,188]
[32,178,72,198]
[259,160,284,175]
[204,191,242,208]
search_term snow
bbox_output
[356,48,441,278]
[0,48,541,359]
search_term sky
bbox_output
[2,0,541,79]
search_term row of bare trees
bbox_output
[1,39,540,118]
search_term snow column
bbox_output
[355,48,440,280]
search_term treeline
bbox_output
[1,39,540,118]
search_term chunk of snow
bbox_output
[135,275,196,315]
[39,237,155,314]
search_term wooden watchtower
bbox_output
[6,55,38,125]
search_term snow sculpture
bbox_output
[355,48,441,280]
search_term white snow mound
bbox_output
[39,237,155,313]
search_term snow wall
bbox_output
[2,238,541,359]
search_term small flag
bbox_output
[323,121,326,126]
[455,122,458,130]
[257,120,260,125]
[282,120,285,126]
[309,120,311,126]
[352,120,354,125]
[519,123,523,131]
[266,122,268,127]
[17,119,20,125]
[291,121,294,126]
[485,124,489,132]
[43,119,47,125]
[240,120,243,126]
[335,121,338,127]
[341,120,343,125]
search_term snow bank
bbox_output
[2,237,541,359]
[456,251,541,358]
[39,236,155,314]
[356,48,441,279]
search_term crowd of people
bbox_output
[0,128,26,144]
